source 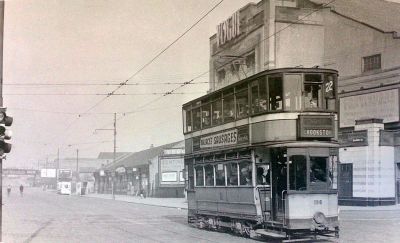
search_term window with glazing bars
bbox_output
[363,54,381,72]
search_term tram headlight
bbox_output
[313,211,327,225]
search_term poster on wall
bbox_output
[162,172,177,182]
[160,158,184,185]
[340,89,399,127]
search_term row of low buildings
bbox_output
[38,141,186,198]
[94,141,185,198]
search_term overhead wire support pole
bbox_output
[94,113,117,200]
[76,149,79,181]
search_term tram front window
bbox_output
[304,74,323,109]
[310,156,328,190]
[289,155,307,191]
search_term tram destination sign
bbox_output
[298,115,335,138]
[193,126,249,151]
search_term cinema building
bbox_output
[206,0,400,205]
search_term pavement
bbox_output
[83,193,188,209]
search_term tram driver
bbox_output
[257,166,270,186]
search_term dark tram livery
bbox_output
[182,68,339,240]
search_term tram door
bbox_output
[271,148,287,222]
[396,163,400,203]
[256,163,271,220]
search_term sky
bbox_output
[3,0,255,168]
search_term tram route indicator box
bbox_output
[298,115,335,139]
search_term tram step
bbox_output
[254,229,286,239]
[264,220,284,227]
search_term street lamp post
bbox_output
[94,113,117,200]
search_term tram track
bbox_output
[23,219,54,243]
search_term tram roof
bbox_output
[183,67,338,107]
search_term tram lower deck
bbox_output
[186,145,339,239]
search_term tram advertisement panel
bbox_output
[193,126,249,151]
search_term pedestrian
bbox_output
[7,185,11,196]
[19,184,24,197]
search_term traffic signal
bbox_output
[0,107,13,156]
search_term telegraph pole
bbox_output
[94,113,117,200]
[76,149,79,180]
[112,113,116,200]
[56,148,59,189]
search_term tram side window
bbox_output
[204,164,214,186]
[211,95,223,126]
[268,76,283,111]
[195,166,204,187]
[289,155,307,191]
[226,163,238,186]
[250,78,267,114]
[223,90,235,123]
[310,156,328,190]
[192,107,201,131]
[304,74,323,109]
[183,107,192,133]
[239,161,252,186]
[215,164,225,186]
[202,102,211,128]
[236,85,249,119]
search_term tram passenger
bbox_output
[240,163,252,185]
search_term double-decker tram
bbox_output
[182,68,339,240]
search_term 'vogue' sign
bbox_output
[217,11,240,47]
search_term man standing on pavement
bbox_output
[19,184,24,197]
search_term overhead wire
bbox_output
[4,92,205,96]
[44,0,337,156]
[3,81,209,86]
[46,1,224,148]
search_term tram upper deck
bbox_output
[183,68,338,154]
